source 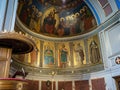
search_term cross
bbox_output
[115,57,120,64]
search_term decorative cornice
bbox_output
[11,59,104,76]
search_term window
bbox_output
[98,0,112,16]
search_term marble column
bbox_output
[0,0,7,31]
[3,0,18,32]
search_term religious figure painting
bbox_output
[60,44,68,63]
[58,43,70,68]
[73,41,85,65]
[44,46,54,65]
[43,43,55,67]
[17,0,97,37]
[88,35,101,64]
[89,40,100,64]
[41,7,59,34]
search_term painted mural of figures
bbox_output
[57,18,65,36]
[19,7,29,24]
[79,9,85,32]
[17,0,26,15]
[35,11,42,32]
[60,44,68,67]
[81,6,96,31]
[90,41,100,64]
[37,0,44,4]
[44,46,54,65]
[74,13,82,33]
[74,43,84,64]
[43,9,57,34]
[19,0,33,24]
[29,5,38,31]
[64,16,71,35]
[69,15,76,35]
[28,7,41,28]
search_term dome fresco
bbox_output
[17,0,97,38]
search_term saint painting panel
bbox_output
[43,42,55,67]
[87,35,102,64]
[73,40,86,66]
[58,43,70,68]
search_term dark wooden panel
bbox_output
[27,80,39,90]
[58,81,72,90]
[75,80,89,90]
[91,78,106,90]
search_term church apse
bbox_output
[17,0,97,38]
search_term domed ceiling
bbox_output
[17,0,97,39]
[13,0,103,75]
